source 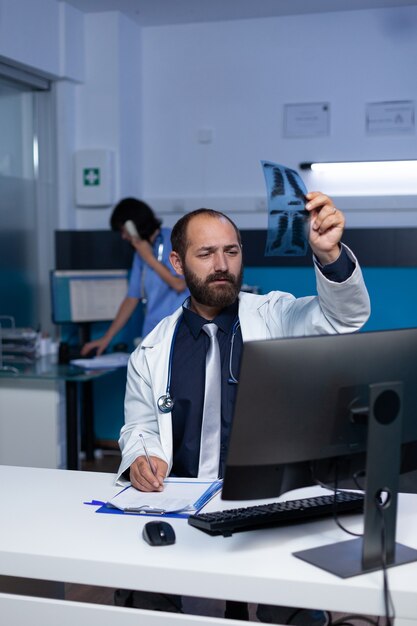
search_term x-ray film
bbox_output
[262,161,309,257]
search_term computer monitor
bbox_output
[50,269,129,324]
[222,327,417,577]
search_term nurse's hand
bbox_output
[130,238,155,264]
[81,336,110,357]
[129,455,168,492]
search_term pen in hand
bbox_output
[139,433,158,479]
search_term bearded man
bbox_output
[116,194,370,490]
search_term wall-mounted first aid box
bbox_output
[74,149,115,207]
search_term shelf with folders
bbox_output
[0,316,40,373]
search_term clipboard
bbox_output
[88,479,223,518]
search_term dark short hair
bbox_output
[110,197,162,241]
[171,208,242,262]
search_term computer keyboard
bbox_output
[188,491,364,536]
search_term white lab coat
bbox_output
[116,245,370,483]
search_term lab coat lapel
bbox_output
[238,296,270,342]
[142,313,179,406]
[141,311,182,456]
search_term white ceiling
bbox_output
[60,0,417,27]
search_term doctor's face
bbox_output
[179,214,243,310]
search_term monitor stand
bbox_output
[294,537,417,579]
[294,382,417,578]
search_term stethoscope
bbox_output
[157,315,241,413]
[155,233,164,263]
[141,232,164,304]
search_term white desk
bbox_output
[1,465,417,626]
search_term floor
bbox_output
[65,446,387,625]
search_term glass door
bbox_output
[0,71,55,332]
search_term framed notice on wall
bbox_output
[284,102,330,138]
[366,101,415,134]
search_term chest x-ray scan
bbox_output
[262,161,309,257]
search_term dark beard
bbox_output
[183,265,243,309]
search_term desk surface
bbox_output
[0,355,115,382]
[0,466,417,623]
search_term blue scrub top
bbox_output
[127,227,189,337]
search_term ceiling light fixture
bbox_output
[299,159,417,174]
[298,159,417,195]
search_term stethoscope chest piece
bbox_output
[157,393,174,413]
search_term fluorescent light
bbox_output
[300,160,417,174]
[299,160,417,196]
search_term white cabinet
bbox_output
[0,379,67,469]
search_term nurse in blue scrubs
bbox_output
[81,198,189,356]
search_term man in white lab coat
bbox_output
[116,192,370,488]
[114,192,370,623]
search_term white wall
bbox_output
[0,0,83,81]
[1,2,417,231]
[141,7,417,229]
[74,12,142,230]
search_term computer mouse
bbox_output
[142,521,176,546]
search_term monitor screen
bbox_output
[223,327,417,501]
[50,269,129,324]
[222,327,417,576]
